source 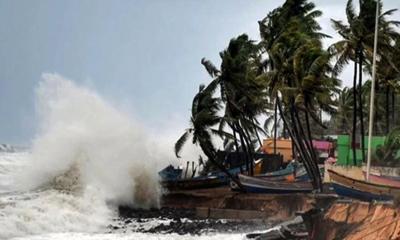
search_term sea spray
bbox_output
[0,73,187,238]
[0,188,112,239]
[16,73,167,207]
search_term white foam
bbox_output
[0,73,185,239]
[15,73,168,207]
[10,232,246,240]
[0,187,113,239]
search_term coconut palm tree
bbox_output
[330,0,400,164]
[256,0,336,191]
[174,84,220,160]
[366,38,400,133]
[174,84,241,186]
[334,87,354,135]
[201,34,268,176]
[258,0,327,154]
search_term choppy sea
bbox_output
[0,151,253,240]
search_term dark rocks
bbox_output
[118,206,196,219]
[246,216,308,240]
[116,206,268,235]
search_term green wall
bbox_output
[337,135,386,166]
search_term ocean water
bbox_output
[0,74,248,239]
[0,153,245,239]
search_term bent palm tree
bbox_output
[330,0,400,164]
[174,84,242,187]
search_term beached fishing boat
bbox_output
[161,164,245,190]
[158,165,183,181]
[255,164,324,183]
[237,174,313,193]
[256,161,297,178]
[362,171,400,188]
[328,169,400,201]
[161,175,226,190]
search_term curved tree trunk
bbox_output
[234,122,250,173]
[293,106,321,186]
[276,97,322,191]
[199,141,243,189]
[289,99,320,189]
[251,118,263,148]
[304,109,322,183]
[239,120,255,176]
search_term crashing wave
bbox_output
[0,144,15,152]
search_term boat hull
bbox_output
[362,171,400,188]
[238,174,313,194]
[328,169,400,201]
[331,183,392,202]
[161,176,226,190]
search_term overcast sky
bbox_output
[0,0,399,145]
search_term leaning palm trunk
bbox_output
[386,85,390,134]
[304,105,318,163]
[352,59,358,165]
[234,122,251,173]
[251,118,263,148]
[304,107,322,183]
[276,96,322,191]
[291,105,321,189]
[236,121,254,176]
[392,91,395,127]
[242,121,255,176]
[274,99,278,154]
[358,50,366,163]
[199,141,243,189]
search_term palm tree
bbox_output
[202,34,268,176]
[334,87,354,135]
[258,0,327,155]
[330,0,400,164]
[368,38,400,133]
[174,84,241,186]
[257,0,334,191]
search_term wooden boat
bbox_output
[158,165,183,181]
[362,171,400,187]
[159,162,247,190]
[328,169,400,201]
[256,162,296,178]
[237,174,313,193]
[255,165,323,183]
[161,175,226,190]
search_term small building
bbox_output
[336,135,385,166]
[312,140,334,163]
[262,138,293,162]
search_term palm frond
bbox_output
[175,130,191,158]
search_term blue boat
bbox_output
[331,182,392,202]
[160,164,245,190]
[158,165,183,181]
[328,169,400,202]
